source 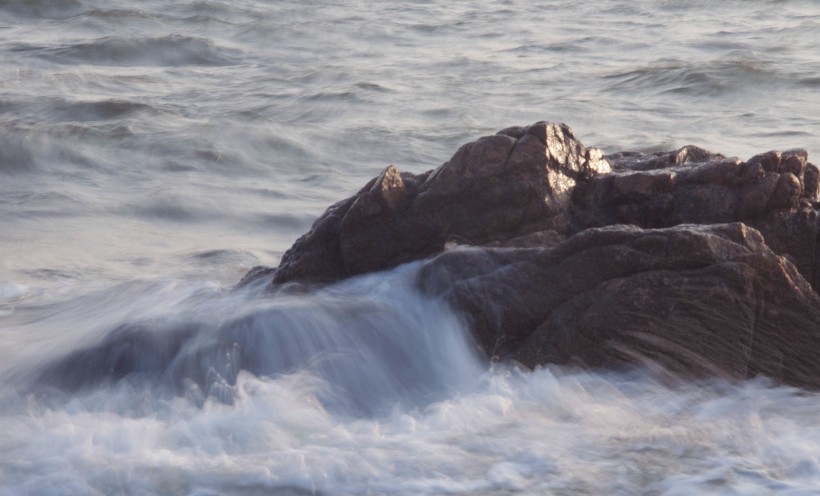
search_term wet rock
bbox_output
[606,145,724,171]
[271,196,355,284]
[264,123,818,287]
[571,146,817,285]
[245,121,820,387]
[271,122,611,284]
[418,223,820,388]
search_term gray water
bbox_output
[2,0,820,494]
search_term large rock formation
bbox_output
[248,122,820,387]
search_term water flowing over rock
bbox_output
[250,122,820,387]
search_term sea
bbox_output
[2,0,820,494]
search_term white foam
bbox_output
[0,282,26,302]
[4,366,820,495]
[3,265,820,494]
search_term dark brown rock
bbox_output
[244,120,820,388]
[571,152,811,230]
[271,196,355,284]
[572,147,818,287]
[606,145,725,171]
[804,163,820,201]
[270,121,611,284]
[418,223,820,388]
[261,121,819,289]
[747,204,820,290]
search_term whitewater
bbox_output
[2,0,820,493]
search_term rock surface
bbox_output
[250,121,820,386]
[418,223,820,388]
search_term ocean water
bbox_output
[2,0,820,493]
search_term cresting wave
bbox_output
[11,263,483,417]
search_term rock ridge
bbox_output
[264,122,819,289]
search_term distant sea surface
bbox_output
[2,1,820,494]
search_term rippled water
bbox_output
[2,0,820,494]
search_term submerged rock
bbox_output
[250,122,820,387]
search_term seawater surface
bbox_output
[2,0,820,494]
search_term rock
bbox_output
[417,223,820,388]
[571,147,818,287]
[746,205,820,290]
[245,121,820,387]
[606,145,725,171]
[484,229,565,249]
[571,153,808,229]
[271,196,355,284]
[264,122,818,290]
[270,122,612,284]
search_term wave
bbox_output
[186,248,258,264]
[76,8,155,21]
[18,264,482,417]
[33,35,238,67]
[798,76,820,88]
[51,99,156,121]
[603,52,782,97]
[0,131,36,173]
[125,193,211,222]
[0,0,83,19]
